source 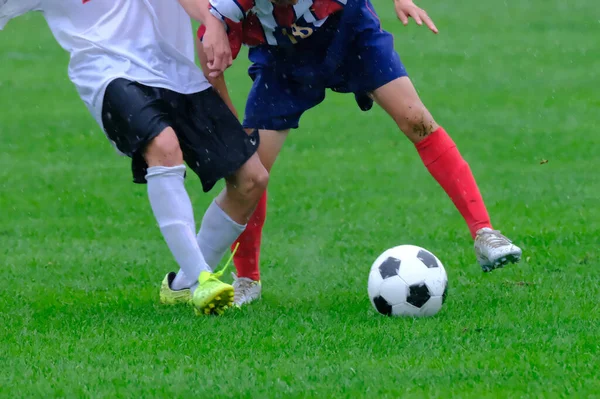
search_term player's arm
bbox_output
[178,0,235,77]
[180,0,252,78]
[196,34,238,118]
[393,0,438,34]
[196,19,243,116]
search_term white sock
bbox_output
[197,200,246,268]
[146,165,210,291]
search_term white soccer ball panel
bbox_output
[424,268,448,297]
[391,302,421,317]
[399,269,427,287]
[367,266,384,300]
[384,245,422,260]
[419,296,443,317]
[379,276,408,306]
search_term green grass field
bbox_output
[1,1,599,397]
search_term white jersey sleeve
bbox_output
[0,0,41,30]
[209,0,248,23]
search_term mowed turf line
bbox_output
[0,0,598,397]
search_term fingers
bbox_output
[408,8,423,26]
[208,55,232,77]
[204,44,215,67]
[209,51,225,72]
[207,48,232,77]
[419,10,438,33]
[203,23,233,76]
[399,4,439,34]
[396,9,409,25]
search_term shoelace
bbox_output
[208,242,240,281]
[479,229,512,248]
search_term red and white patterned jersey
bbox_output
[199,0,347,59]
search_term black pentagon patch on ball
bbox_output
[373,296,392,316]
[379,257,401,279]
[407,283,431,308]
[417,249,439,269]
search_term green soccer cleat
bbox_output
[191,243,239,316]
[192,270,234,316]
[160,272,192,305]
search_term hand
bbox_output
[202,19,233,77]
[393,0,438,34]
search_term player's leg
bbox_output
[166,87,269,279]
[345,0,521,270]
[143,128,213,301]
[215,143,272,225]
[101,79,212,308]
[195,150,269,271]
[231,128,288,278]
[192,151,268,314]
[227,56,324,305]
[371,77,491,233]
[371,77,521,270]
[158,87,270,314]
[229,129,288,305]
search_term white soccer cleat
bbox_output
[232,273,262,307]
[474,228,522,272]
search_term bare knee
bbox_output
[371,77,440,143]
[393,104,439,143]
[144,128,183,166]
[227,154,269,202]
[253,161,270,191]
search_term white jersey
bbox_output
[0,0,210,129]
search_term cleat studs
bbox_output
[215,296,221,301]
[209,303,215,308]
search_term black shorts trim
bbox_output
[101,78,258,192]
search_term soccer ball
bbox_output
[368,245,448,317]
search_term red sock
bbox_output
[415,127,491,238]
[232,190,267,281]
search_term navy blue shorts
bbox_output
[242,0,408,131]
